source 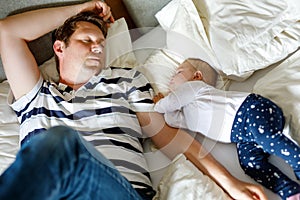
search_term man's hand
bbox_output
[83,0,115,25]
[223,178,267,200]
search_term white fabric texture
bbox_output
[153,154,229,200]
[253,49,300,145]
[196,0,300,80]
[105,18,137,68]
[156,0,300,80]
[137,49,184,95]
[0,81,19,174]
[155,0,221,77]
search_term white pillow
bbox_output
[0,81,19,174]
[105,18,137,68]
[154,154,229,200]
[0,81,18,124]
[136,49,184,95]
[156,0,300,80]
[155,0,221,77]
[253,49,300,145]
[39,57,59,82]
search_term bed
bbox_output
[1,0,300,199]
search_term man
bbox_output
[0,1,267,199]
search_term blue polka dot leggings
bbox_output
[231,94,300,199]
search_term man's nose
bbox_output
[91,44,103,54]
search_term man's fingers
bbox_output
[95,1,114,23]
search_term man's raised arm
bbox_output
[137,112,267,200]
[0,1,113,99]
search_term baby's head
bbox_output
[169,58,218,91]
[186,58,218,86]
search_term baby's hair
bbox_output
[186,58,218,86]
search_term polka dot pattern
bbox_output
[231,94,300,199]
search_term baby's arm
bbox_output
[154,83,196,113]
[153,93,186,129]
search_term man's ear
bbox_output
[53,40,65,58]
[193,71,203,80]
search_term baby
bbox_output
[153,58,300,200]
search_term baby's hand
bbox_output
[153,92,164,103]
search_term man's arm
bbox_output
[0,1,113,99]
[137,112,267,200]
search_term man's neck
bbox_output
[59,79,85,90]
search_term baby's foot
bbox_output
[287,193,300,200]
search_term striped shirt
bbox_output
[9,67,155,191]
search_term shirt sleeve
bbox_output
[9,75,44,112]
[128,70,155,112]
[154,81,205,113]
[163,110,188,129]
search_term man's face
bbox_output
[58,21,106,87]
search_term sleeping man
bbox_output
[0,1,266,199]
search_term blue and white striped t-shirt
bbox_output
[10,67,155,191]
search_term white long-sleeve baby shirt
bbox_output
[154,81,249,143]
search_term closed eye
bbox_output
[82,39,92,43]
[100,43,105,49]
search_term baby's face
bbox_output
[169,61,196,91]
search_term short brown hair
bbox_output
[54,11,108,47]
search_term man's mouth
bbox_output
[87,56,100,61]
